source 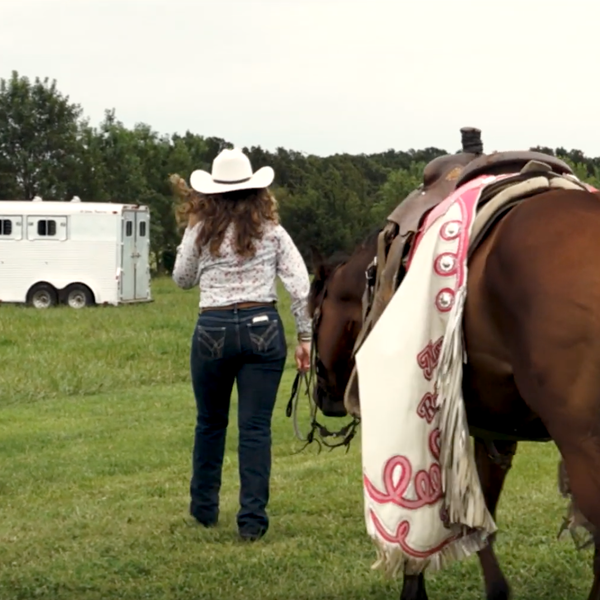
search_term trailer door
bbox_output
[120,212,136,301]
[134,211,150,300]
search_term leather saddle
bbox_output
[343,128,575,418]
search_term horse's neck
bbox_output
[359,234,379,271]
[346,243,377,300]
[356,247,376,271]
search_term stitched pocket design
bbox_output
[247,319,281,355]
[196,325,226,359]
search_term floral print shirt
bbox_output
[172,221,312,338]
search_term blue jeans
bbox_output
[189,305,287,536]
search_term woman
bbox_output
[172,147,311,542]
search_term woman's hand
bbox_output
[295,340,311,372]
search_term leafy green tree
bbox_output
[4,70,600,274]
[0,71,83,200]
[369,161,425,225]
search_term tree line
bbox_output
[2,70,600,273]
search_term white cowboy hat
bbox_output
[189,148,275,195]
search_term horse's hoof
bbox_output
[487,579,511,600]
[399,589,428,600]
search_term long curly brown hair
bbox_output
[170,174,279,258]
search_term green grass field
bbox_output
[0,278,593,600]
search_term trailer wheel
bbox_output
[28,283,58,309]
[65,284,95,309]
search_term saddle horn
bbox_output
[461,127,483,155]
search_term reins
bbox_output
[285,263,361,453]
[285,371,360,454]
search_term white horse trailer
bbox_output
[0,198,152,308]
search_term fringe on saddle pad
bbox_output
[436,286,496,534]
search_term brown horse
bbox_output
[308,187,600,600]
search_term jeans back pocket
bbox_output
[196,325,227,359]
[246,314,286,359]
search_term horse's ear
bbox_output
[310,245,324,272]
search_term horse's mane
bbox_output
[308,227,381,314]
[326,227,381,267]
[349,227,381,260]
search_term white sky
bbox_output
[1,0,599,157]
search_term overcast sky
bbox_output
[2,0,598,157]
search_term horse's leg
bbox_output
[502,337,600,599]
[546,436,600,600]
[585,545,600,600]
[396,439,516,600]
[549,438,600,600]
[400,573,427,600]
[396,440,515,600]
[559,456,600,600]
[474,439,517,600]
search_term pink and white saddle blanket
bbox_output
[355,174,503,577]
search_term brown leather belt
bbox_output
[200,301,275,313]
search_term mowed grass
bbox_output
[0,277,593,600]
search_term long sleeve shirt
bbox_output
[172,221,312,339]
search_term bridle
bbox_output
[285,263,361,453]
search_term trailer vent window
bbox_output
[0,219,12,236]
[139,221,147,237]
[37,219,57,236]
[126,221,133,237]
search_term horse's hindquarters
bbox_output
[473,188,600,533]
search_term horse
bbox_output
[308,185,600,600]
